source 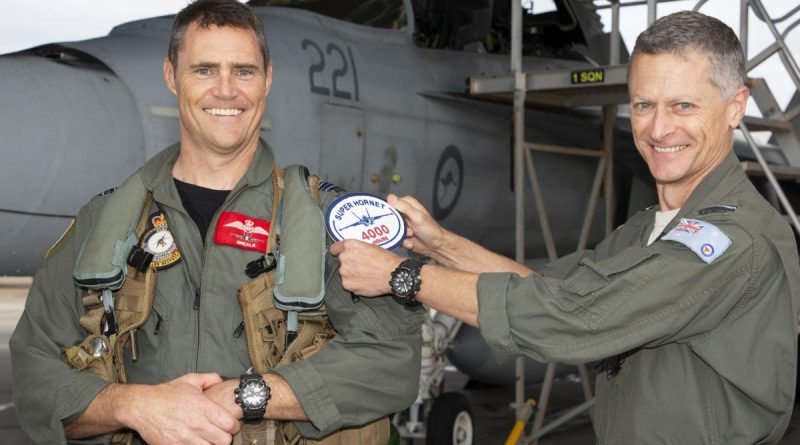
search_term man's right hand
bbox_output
[387,193,532,276]
[123,373,240,445]
[388,194,447,258]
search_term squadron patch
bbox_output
[325,193,406,250]
[140,212,181,270]
[662,218,731,264]
[214,211,270,253]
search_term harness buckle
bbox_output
[245,253,276,278]
[127,245,153,272]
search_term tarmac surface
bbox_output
[1,277,799,445]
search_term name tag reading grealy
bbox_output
[325,193,406,250]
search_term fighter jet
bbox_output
[0,0,627,277]
[2,1,797,443]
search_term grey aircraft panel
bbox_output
[0,4,628,277]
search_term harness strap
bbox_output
[268,166,284,254]
[65,169,387,444]
[65,193,158,445]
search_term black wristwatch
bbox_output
[234,367,270,423]
[389,259,424,303]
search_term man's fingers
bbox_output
[333,238,401,296]
[204,406,239,438]
[331,239,363,257]
[388,194,417,216]
[205,406,239,434]
[398,195,426,213]
[131,376,237,445]
[181,372,223,390]
[393,196,434,229]
[189,421,231,445]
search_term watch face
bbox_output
[242,382,267,408]
[392,271,413,295]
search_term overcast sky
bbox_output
[594,0,800,110]
[0,0,797,109]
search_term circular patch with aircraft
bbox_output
[433,145,463,220]
[325,193,406,250]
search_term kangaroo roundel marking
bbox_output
[433,145,463,220]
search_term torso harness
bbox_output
[61,166,388,445]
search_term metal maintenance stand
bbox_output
[469,1,800,443]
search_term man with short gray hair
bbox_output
[332,10,800,443]
[629,10,746,100]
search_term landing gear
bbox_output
[393,312,469,443]
[425,392,473,445]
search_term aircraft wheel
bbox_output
[425,392,473,445]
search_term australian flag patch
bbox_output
[662,218,731,264]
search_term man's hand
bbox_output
[124,373,239,445]
[205,373,309,422]
[388,194,446,257]
[204,378,241,420]
[330,239,404,297]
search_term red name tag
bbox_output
[214,211,270,252]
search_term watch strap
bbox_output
[243,405,266,423]
[390,259,423,302]
[236,369,270,424]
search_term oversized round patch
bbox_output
[325,193,406,250]
[140,213,181,270]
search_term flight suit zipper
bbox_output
[236,287,257,368]
[237,280,268,371]
[154,313,163,335]
[194,185,251,371]
[193,288,201,310]
[155,201,204,371]
[233,321,245,338]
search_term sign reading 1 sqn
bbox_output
[571,68,605,84]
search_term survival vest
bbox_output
[61,165,389,445]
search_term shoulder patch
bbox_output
[662,218,731,263]
[318,181,345,194]
[697,205,737,216]
[139,212,181,270]
[45,219,76,260]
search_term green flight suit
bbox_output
[10,142,424,445]
[477,151,800,444]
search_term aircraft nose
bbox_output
[0,51,146,274]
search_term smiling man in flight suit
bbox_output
[332,11,800,444]
[10,1,422,444]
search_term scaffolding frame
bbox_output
[473,1,800,443]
